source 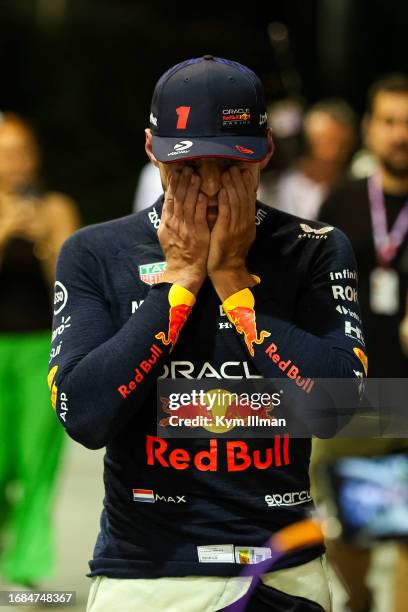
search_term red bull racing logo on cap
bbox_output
[223,288,270,357]
[222,107,252,127]
[155,285,196,353]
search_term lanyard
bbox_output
[368,173,408,266]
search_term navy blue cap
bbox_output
[149,56,270,162]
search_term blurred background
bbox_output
[1,0,408,224]
[1,1,408,611]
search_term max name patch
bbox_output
[132,489,186,504]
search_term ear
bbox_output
[259,128,274,170]
[145,128,159,167]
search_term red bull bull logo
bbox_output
[155,285,195,352]
[155,304,192,351]
[223,289,271,357]
[226,307,271,356]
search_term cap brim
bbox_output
[152,135,269,163]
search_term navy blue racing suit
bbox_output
[47,197,366,579]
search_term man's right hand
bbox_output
[158,167,209,295]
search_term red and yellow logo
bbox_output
[47,365,58,410]
[235,145,254,155]
[223,288,270,357]
[353,347,368,376]
[155,285,195,352]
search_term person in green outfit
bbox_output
[0,112,79,587]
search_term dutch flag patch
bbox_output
[133,489,155,503]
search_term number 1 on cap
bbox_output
[176,106,191,129]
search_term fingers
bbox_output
[184,173,201,227]
[242,169,256,222]
[221,166,256,226]
[221,169,239,226]
[217,187,231,227]
[195,192,209,230]
[164,173,177,217]
[164,167,199,223]
[230,165,247,199]
[173,166,193,220]
[230,166,249,225]
[242,168,256,198]
[163,167,205,239]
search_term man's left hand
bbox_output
[207,166,257,301]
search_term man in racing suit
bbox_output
[48,56,366,611]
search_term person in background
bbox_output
[0,112,80,588]
[313,74,408,612]
[132,161,162,214]
[319,75,408,377]
[256,98,304,199]
[259,99,357,219]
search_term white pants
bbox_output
[86,556,332,612]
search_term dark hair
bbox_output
[366,73,408,115]
[304,98,357,131]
